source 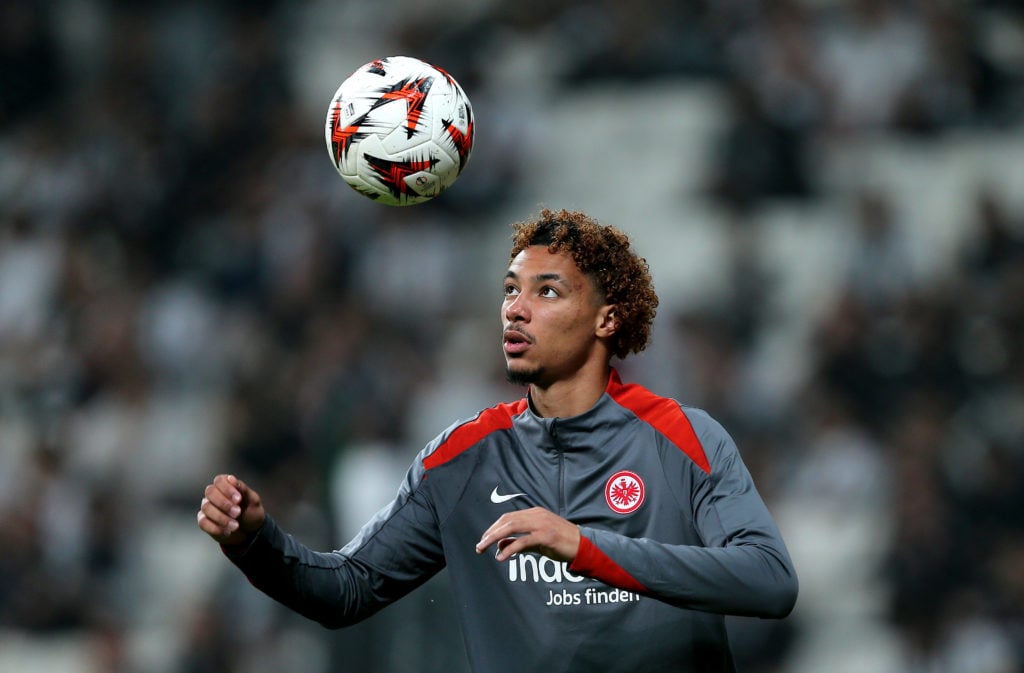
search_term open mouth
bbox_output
[502,329,532,355]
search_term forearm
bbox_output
[223,515,382,628]
[571,528,798,618]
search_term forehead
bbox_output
[507,245,583,279]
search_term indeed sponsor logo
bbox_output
[506,553,642,607]
[507,553,585,583]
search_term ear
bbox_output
[595,305,619,338]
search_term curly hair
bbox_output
[509,209,659,359]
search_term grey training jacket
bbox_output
[225,368,798,672]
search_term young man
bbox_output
[198,209,798,672]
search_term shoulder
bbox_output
[607,371,733,474]
[421,398,529,471]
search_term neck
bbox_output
[528,364,612,418]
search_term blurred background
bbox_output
[2,0,1024,671]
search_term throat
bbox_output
[527,374,608,419]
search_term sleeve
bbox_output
[222,456,446,629]
[569,409,798,619]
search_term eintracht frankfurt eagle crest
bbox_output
[605,471,645,514]
[325,56,475,206]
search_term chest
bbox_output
[434,427,698,548]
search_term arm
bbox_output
[198,466,446,629]
[571,410,797,618]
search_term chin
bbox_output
[505,363,543,386]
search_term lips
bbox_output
[502,328,532,355]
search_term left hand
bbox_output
[476,507,581,563]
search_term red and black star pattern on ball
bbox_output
[328,101,376,163]
[442,105,474,175]
[368,76,435,139]
[364,153,440,200]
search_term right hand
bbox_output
[197,474,266,546]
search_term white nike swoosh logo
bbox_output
[490,486,526,504]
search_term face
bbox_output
[502,245,615,387]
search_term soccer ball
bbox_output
[325,56,475,206]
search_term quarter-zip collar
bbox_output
[515,369,636,454]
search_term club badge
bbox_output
[605,470,645,514]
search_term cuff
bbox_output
[568,530,647,594]
[219,517,272,561]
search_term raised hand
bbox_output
[197,474,266,546]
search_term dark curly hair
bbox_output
[509,209,659,359]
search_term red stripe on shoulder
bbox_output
[422,399,528,471]
[606,369,711,474]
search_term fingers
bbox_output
[496,536,518,555]
[476,508,551,553]
[476,508,581,563]
[197,474,244,540]
[491,534,531,562]
[197,506,233,540]
[475,517,514,555]
[197,498,239,541]
[199,494,238,528]
[215,473,244,506]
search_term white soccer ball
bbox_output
[325,56,475,206]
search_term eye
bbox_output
[539,286,559,298]
[504,284,520,297]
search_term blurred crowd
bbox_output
[1,0,1023,672]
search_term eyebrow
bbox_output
[504,271,568,284]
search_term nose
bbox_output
[504,294,529,322]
